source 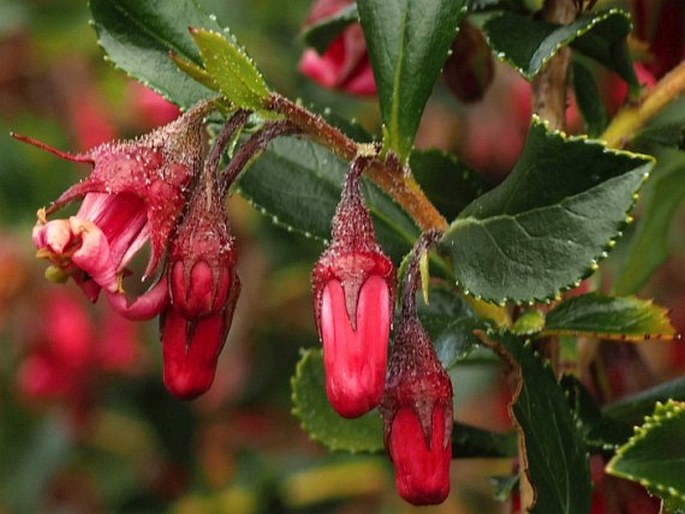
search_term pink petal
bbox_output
[320,275,390,418]
[68,217,119,293]
[106,277,169,321]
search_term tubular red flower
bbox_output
[312,157,395,418]
[160,124,243,399]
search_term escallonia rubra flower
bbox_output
[160,117,243,400]
[15,100,215,319]
[311,155,395,418]
[380,229,453,506]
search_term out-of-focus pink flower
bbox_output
[17,100,214,319]
[459,65,532,180]
[312,157,395,418]
[127,82,181,129]
[16,289,93,400]
[299,0,376,96]
[633,0,684,79]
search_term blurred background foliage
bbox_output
[0,0,684,513]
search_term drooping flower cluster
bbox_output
[16,101,244,400]
[312,158,453,504]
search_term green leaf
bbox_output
[607,400,685,505]
[544,293,675,341]
[357,0,468,160]
[237,136,419,263]
[614,147,685,295]
[603,376,685,425]
[561,375,633,452]
[416,283,484,369]
[301,4,358,54]
[89,0,220,108]
[291,348,384,453]
[479,331,591,514]
[572,60,607,138]
[453,423,518,458]
[440,117,654,304]
[189,28,270,111]
[410,149,490,221]
[483,8,637,89]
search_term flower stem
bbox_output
[601,60,685,148]
[532,0,578,131]
[267,93,447,231]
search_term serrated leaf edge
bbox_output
[450,115,654,306]
[606,400,685,503]
[484,8,632,80]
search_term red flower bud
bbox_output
[161,148,241,399]
[380,230,452,506]
[443,21,495,103]
[312,156,395,418]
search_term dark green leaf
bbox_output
[357,0,468,160]
[440,117,654,303]
[484,8,637,90]
[416,283,484,368]
[544,293,675,341]
[453,423,517,458]
[614,147,685,295]
[603,377,685,425]
[479,331,591,514]
[90,0,221,108]
[237,136,419,263]
[410,149,490,220]
[291,348,384,453]
[190,27,270,111]
[607,400,685,505]
[572,60,607,137]
[561,375,633,452]
[301,4,358,54]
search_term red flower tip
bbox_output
[388,406,452,505]
[312,157,395,417]
[160,280,240,400]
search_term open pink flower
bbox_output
[312,157,395,418]
[18,100,214,319]
[299,0,376,96]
